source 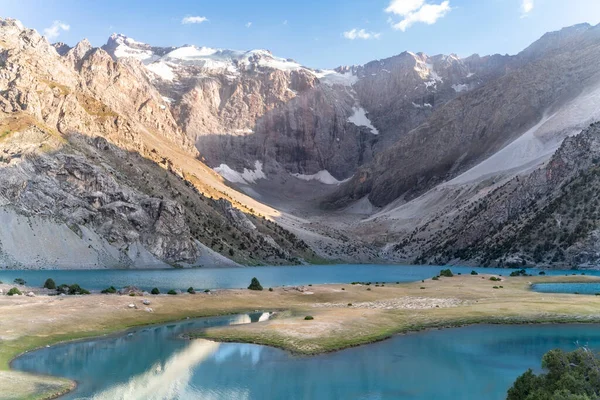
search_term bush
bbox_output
[167,290,177,295]
[268,288,273,292]
[14,278,26,285]
[440,269,454,277]
[248,277,263,291]
[348,303,353,306]
[471,270,479,275]
[101,286,117,294]
[538,271,546,276]
[420,287,426,289]
[7,287,22,296]
[432,276,439,281]
[510,269,528,277]
[151,288,160,295]
[490,277,502,282]
[68,284,90,295]
[304,316,314,320]
[204,289,211,293]
[187,287,196,294]
[43,278,56,290]
[507,348,600,400]
[56,283,89,295]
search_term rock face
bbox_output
[404,123,600,268]
[0,18,320,268]
[106,35,500,182]
[329,23,600,208]
[3,17,600,269]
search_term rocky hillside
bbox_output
[105,34,498,183]
[329,23,600,208]
[403,123,600,268]
[0,18,321,268]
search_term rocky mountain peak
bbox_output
[52,42,71,56]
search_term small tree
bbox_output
[151,288,160,295]
[167,290,177,295]
[7,287,22,296]
[440,269,454,277]
[43,278,56,290]
[470,270,479,275]
[187,287,196,294]
[101,286,117,294]
[248,277,263,291]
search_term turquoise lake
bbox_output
[532,282,600,294]
[12,318,600,400]
[0,264,596,291]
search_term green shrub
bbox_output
[366,288,371,291]
[204,289,211,293]
[510,269,528,277]
[7,287,21,296]
[101,286,117,294]
[268,288,273,292]
[56,283,89,295]
[13,278,26,285]
[471,270,479,275]
[493,286,499,289]
[151,288,160,295]
[304,316,314,320]
[490,277,502,282]
[129,293,136,296]
[67,284,90,295]
[167,290,177,295]
[420,287,426,289]
[439,269,454,277]
[43,278,56,290]
[347,303,353,306]
[507,348,600,400]
[187,287,196,294]
[432,276,439,281]
[248,277,263,291]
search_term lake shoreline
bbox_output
[4,274,600,399]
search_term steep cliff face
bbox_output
[406,123,600,268]
[0,18,320,268]
[329,23,600,208]
[106,35,498,183]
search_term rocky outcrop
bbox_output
[0,18,320,268]
[406,123,600,268]
[329,23,600,208]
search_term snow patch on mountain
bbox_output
[147,62,175,81]
[348,107,379,134]
[214,161,266,184]
[452,83,469,93]
[315,70,358,86]
[292,170,350,185]
[110,34,159,64]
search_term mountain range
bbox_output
[2,17,600,269]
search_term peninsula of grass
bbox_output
[2,274,600,399]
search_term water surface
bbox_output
[0,265,596,291]
[533,282,600,295]
[12,320,600,400]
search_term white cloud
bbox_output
[43,20,70,40]
[181,16,208,25]
[521,0,534,16]
[343,28,381,40]
[385,0,451,32]
[245,22,252,28]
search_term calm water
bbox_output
[533,282,600,294]
[12,320,600,400]
[0,265,597,291]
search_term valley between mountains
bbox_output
[2,17,600,269]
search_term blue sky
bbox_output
[2,0,600,69]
